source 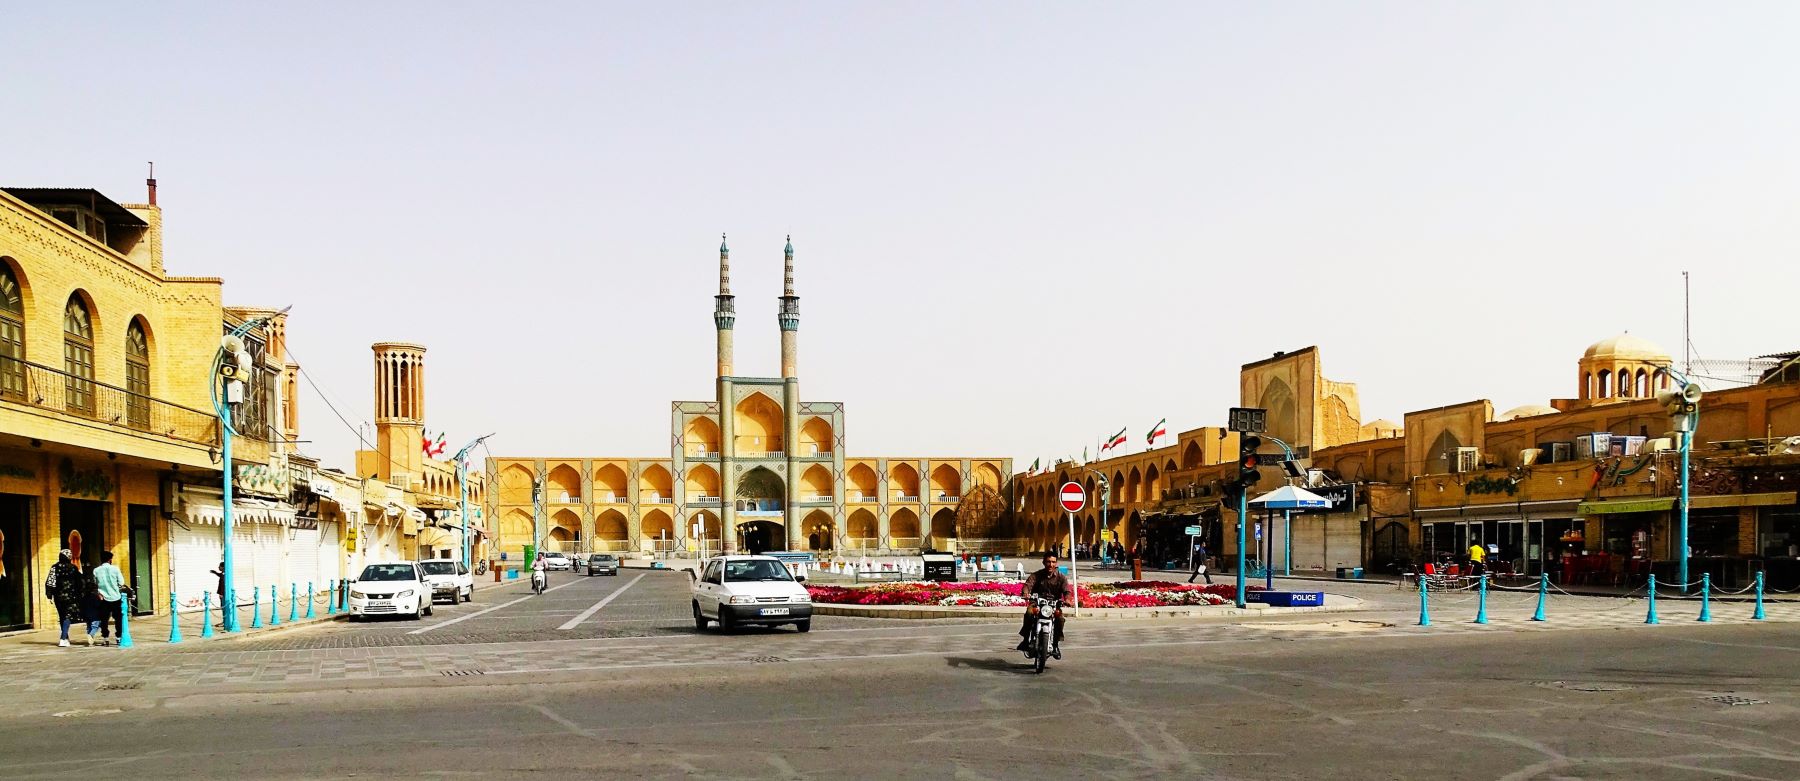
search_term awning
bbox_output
[1690,491,1798,509]
[183,501,298,526]
[418,527,457,548]
[1250,485,1331,509]
[1577,498,1676,515]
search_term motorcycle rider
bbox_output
[1015,553,1073,656]
[531,552,548,593]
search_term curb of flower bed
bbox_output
[814,594,1366,621]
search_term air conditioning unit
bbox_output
[1641,437,1674,454]
[1452,447,1480,474]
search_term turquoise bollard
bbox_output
[250,586,263,629]
[1531,573,1548,622]
[1417,574,1431,627]
[201,592,215,639]
[289,583,299,623]
[1753,571,1766,621]
[269,583,281,626]
[169,591,183,644]
[306,581,316,619]
[117,595,133,648]
[1474,575,1488,624]
[1697,573,1712,623]
[325,580,337,615]
[1645,574,1659,624]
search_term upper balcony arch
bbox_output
[639,463,673,503]
[546,464,582,503]
[593,463,628,502]
[684,415,721,456]
[929,463,962,500]
[733,392,783,455]
[889,462,920,501]
[798,416,833,456]
[847,463,879,500]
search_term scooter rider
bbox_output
[1015,553,1073,653]
[531,552,548,593]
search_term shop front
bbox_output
[0,493,30,632]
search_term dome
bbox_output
[1583,332,1669,361]
[1359,419,1403,439]
[1497,404,1559,422]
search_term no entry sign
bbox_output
[1058,481,1087,513]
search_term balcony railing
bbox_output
[0,355,219,447]
[892,493,920,503]
[889,537,922,550]
[688,495,722,507]
[848,492,879,503]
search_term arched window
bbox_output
[1634,369,1648,399]
[1597,369,1612,399]
[126,319,150,429]
[0,265,23,397]
[63,296,95,414]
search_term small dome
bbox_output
[1359,419,1403,439]
[784,235,793,255]
[720,233,729,254]
[1583,332,1668,361]
[1497,404,1559,422]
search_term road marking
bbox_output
[560,574,646,630]
[410,577,583,635]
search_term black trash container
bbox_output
[921,552,957,582]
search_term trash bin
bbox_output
[921,553,957,582]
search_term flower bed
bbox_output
[805,580,1246,609]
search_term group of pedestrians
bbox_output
[46,549,131,648]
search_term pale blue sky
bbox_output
[5,2,1797,469]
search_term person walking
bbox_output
[45,550,85,648]
[88,551,126,646]
[1188,540,1212,584]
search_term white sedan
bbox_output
[347,562,434,620]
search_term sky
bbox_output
[4,2,1798,472]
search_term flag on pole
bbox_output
[421,429,448,459]
[1100,427,1128,452]
[1026,457,1041,476]
[1081,446,1088,463]
[1146,418,1168,446]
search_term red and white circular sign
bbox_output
[1058,481,1087,513]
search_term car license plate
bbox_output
[759,607,790,616]
[368,600,388,606]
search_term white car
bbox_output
[692,555,813,633]
[347,562,434,620]
[418,558,474,604]
[541,552,573,571]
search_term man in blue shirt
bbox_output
[87,551,126,646]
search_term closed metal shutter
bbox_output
[290,526,320,592]
[1322,516,1363,570]
[170,522,219,609]
[317,521,342,587]
[1291,517,1325,571]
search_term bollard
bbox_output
[201,592,215,639]
[269,583,281,626]
[1697,573,1712,623]
[325,580,337,615]
[1645,574,1659,624]
[250,586,263,629]
[306,581,316,619]
[1531,573,1548,622]
[117,596,133,648]
[339,580,349,613]
[1417,574,1431,626]
[224,588,239,633]
[168,591,183,644]
[1754,571,1766,621]
[288,583,299,623]
[1474,574,1488,624]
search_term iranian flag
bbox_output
[1026,457,1041,476]
[422,429,448,459]
[1146,418,1168,445]
[1101,427,1128,452]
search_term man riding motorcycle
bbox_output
[1016,553,1073,657]
[531,553,548,593]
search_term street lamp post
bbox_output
[454,433,495,572]
[1260,436,1297,590]
[210,307,288,633]
[1656,368,1702,593]
[1080,468,1110,562]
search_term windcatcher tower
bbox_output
[370,342,427,482]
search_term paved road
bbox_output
[3,618,1794,780]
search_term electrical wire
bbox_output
[282,342,454,483]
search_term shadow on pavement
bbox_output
[944,656,1037,674]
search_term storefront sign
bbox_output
[0,464,34,480]
[234,463,292,498]
[58,458,111,500]
[307,476,336,499]
[1307,484,1359,513]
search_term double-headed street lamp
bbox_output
[211,306,290,633]
[455,433,495,571]
[1653,368,1704,593]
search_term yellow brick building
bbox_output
[0,182,295,631]
[489,237,1009,560]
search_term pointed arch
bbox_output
[63,291,96,414]
[734,466,784,514]
[1181,440,1202,469]
[685,463,720,499]
[1259,377,1298,445]
[929,508,957,540]
[847,508,878,540]
[639,463,672,502]
[889,462,920,501]
[594,509,628,541]
[546,464,582,503]
[929,463,962,500]
[800,463,832,501]
[641,509,675,544]
[0,260,25,398]
[847,463,879,500]
[501,509,533,540]
[1126,466,1142,504]
[497,464,535,504]
[683,415,720,455]
[733,391,783,454]
[593,463,628,502]
[692,510,721,540]
[798,416,833,456]
[802,509,834,552]
[549,509,581,547]
[1144,464,1161,502]
[974,462,1002,490]
[889,508,920,539]
[124,316,151,429]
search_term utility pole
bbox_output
[454,434,495,571]
[212,306,288,633]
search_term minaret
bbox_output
[778,235,799,378]
[714,233,735,377]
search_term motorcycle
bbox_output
[1024,596,1062,673]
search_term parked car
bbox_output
[692,555,812,633]
[418,558,474,603]
[585,554,619,576]
[541,551,572,571]
[348,562,433,620]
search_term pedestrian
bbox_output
[1188,540,1212,584]
[209,560,227,623]
[44,550,85,648]
[88,551,127,646]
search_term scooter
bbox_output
[531,569,547,594]
[1024,596,1062,673]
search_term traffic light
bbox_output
[1238,435,1263,490]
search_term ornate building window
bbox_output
[0,266,23,397]
[126,320,150,429]
[63,295,95,414]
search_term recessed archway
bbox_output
[802,510,834,552]
[546,464,581,503]
[847,463,879,501]
[684,416,720,455]
[641,509,675,549]
[595,509,628,549]
[686,463,721,500]
[639,463,672,503]
[799,417,833,456]
[929,464,962,500]
[735,466,785,515]
[929,508,957,541]
[733,392,783,455]
[593,463,628,502]
[847,508,878,541]
[889,508,920,541]
[889,462,920,501]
